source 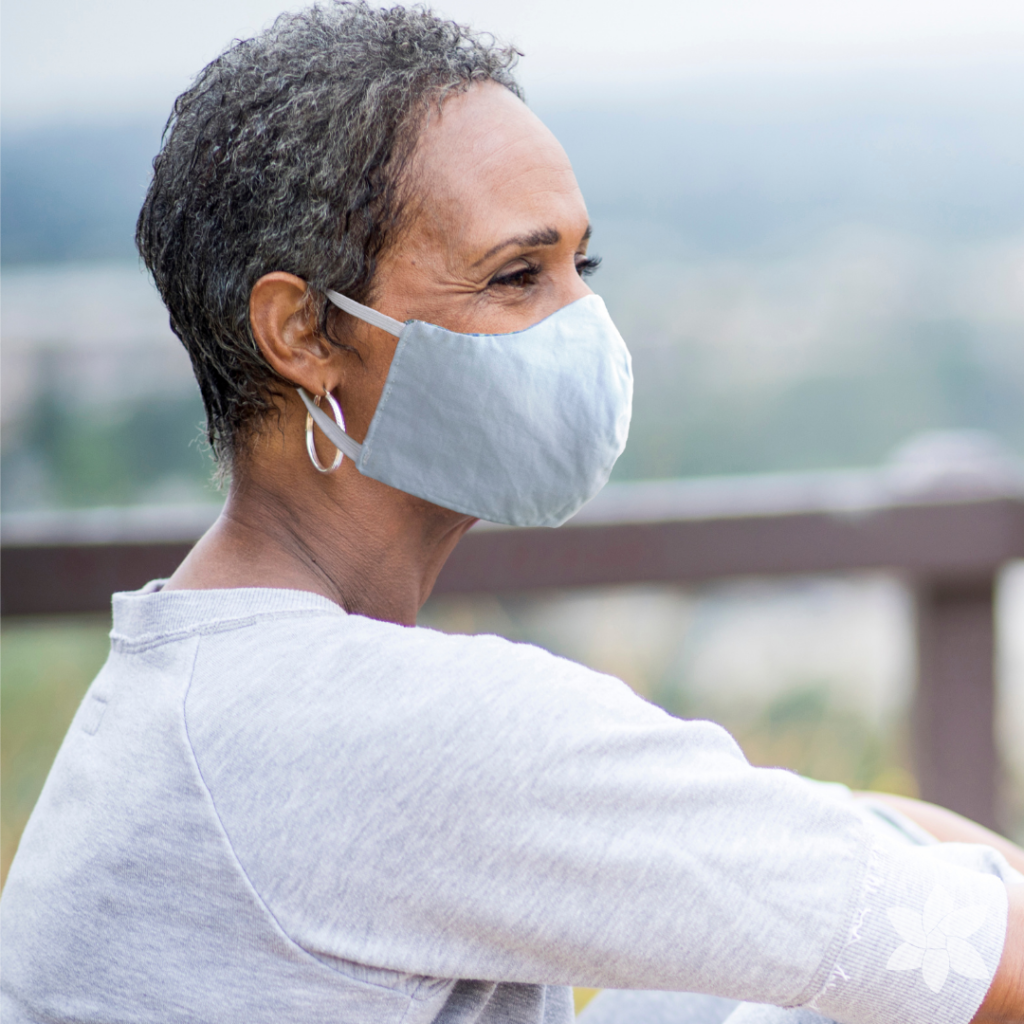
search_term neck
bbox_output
[164,460,475,626]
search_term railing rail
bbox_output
[4,457,1024,830]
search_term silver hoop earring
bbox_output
[305,389,345,473]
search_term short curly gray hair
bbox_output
[136,1,522,465]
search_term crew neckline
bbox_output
[111,582,346,642]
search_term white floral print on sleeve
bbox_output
[886,886,991,993]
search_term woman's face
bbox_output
[373,81,596,334]
[246,81,600,558]
[329,81,597,448]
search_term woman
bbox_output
[2,4,1022,1023]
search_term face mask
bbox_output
[298,290,633,527]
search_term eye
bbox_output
[576,255,601,278]
[489,260,541,289]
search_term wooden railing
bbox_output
[4,458,1023,830]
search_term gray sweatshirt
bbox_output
[0,585,1013,1024]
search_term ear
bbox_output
[250,272,345,393]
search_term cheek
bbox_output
[342,335,399,442]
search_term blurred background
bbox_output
[3,0,1024,917]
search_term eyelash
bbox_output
[490,262,541,288]
[489,255,602,289]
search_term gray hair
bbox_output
[136,1,522,466]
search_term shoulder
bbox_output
[198,603,634,699]
[184,606,674,776]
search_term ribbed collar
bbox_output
[111,581,345,643]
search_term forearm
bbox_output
[855,792,1024,875]
[972,884,1024,1024]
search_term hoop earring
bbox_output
[305,389,345,473]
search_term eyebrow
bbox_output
[473,224,592,266]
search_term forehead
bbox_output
[403,82,586,261]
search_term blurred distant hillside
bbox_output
[1,120,161,265]
[2,66,1024,508]
[5,73,1024,265]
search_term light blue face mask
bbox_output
[298,290,633,527]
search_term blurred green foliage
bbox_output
[709,685,917,798]
[2,393,215,510]
[602,290,1024,483]
[1,618,111,887]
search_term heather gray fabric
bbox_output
[578,990,740,1024]
[303,293,633,527]
[0,585,1012,1024]
[725,1010,831,1024]
[571,800,1024,1024]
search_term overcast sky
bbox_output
[3,0,1024,123]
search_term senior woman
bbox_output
[2,4,1023,1023]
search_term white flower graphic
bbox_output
[886,886,990,993]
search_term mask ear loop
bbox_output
[298,289,395,474]
[305,388,345,473]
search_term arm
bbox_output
[973,884,1024,1024]
[855,793,1024,1024]
[855,792,1024,875]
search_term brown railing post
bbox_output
[913,575,999,830]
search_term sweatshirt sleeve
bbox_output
[186,619,1010,1024]
[802,840,1007,1023]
